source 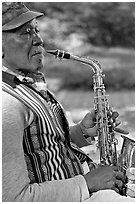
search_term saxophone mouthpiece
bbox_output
[46,50,58,56]
[46,49,71,59]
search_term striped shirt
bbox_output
[2,77,89,184]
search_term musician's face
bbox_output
[2,19,44,73]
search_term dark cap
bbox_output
[2,2,44,31]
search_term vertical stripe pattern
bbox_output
[2,82,91,183]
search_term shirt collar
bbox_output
[2,70,18,88]
[2,66,48,96]
[2,66,18,76]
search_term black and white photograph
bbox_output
[2,1,135,202]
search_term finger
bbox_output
[122,175,128,183]
[115,171,124,180]
[109,120,121,129]
[107,107,113,115]
[114,127,129,135]
[115,179,123,188]
[114,120,121,127]
[112,111,119,120]
[107,110,113,117]
[83,112,96,126]
[114,187,120,194]
[86,124,98,137]
[111,165,119,171]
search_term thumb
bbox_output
[85,122,107,137]
[86,124,98,137]
[81,111,96,128]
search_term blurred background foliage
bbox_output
[25,2,135,91]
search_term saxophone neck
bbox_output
[46,49,102,74]
[70,54,102,74]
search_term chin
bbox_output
[35,58,44,70]
[37,63,43,71]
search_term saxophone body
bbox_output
[46,49,135,196]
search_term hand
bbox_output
[79,110,97,138]
[79,109,129,138]
[108,110,129,135]
[84,165,124,194]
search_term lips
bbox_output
[32,51,42,56]
[32,47,44,56]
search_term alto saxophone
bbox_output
[46,49,135,196]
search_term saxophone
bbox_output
[46,49,135,196]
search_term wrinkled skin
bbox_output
[84,165,124,194]
[2,19,44,73]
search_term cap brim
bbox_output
[2,10,44,31]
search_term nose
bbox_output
[32,33,44,47]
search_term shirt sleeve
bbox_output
[2,91,89,202]
[16,175,89,202]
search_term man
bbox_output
[2,2,135,202]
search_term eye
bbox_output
[23,28,31,35]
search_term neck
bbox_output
[2,60,18,73]
[2,60,31,76]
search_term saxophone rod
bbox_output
[45,49,101,73]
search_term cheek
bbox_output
[4,36,43,70]
[6,38,30,60]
